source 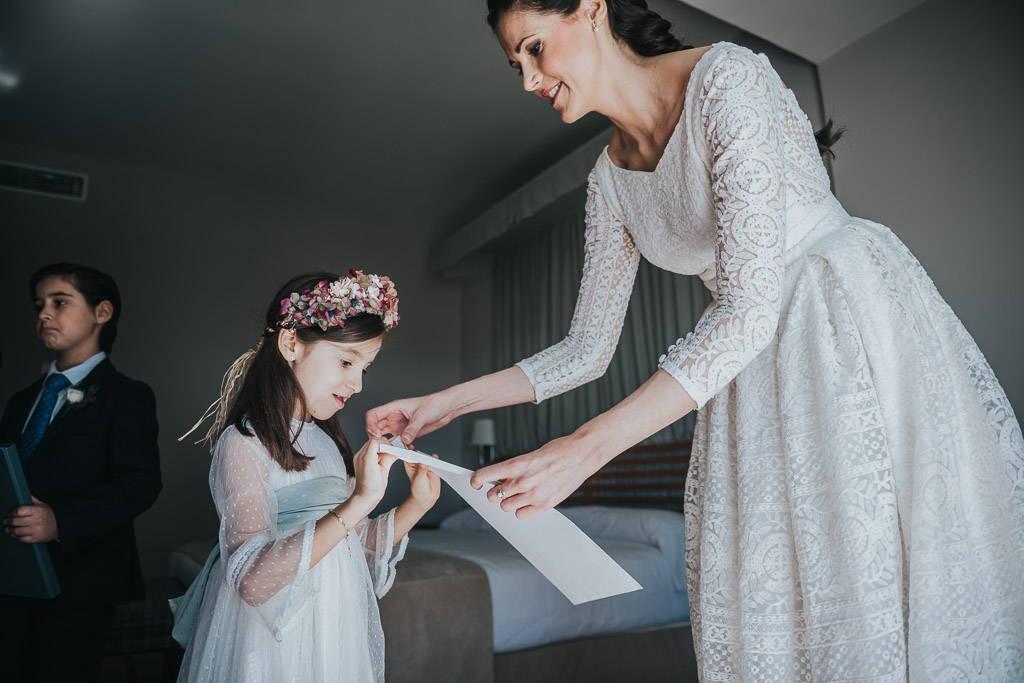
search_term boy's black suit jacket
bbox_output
[0,358,162,607]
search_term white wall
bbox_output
[819,0,1024,411]
[0,141,468,575]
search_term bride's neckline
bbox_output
[604,42,724,176]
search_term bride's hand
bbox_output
[350,437,397,516]
[365,393,458,446]
[469,435,598,519]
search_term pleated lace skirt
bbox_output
[685,218,1024,682]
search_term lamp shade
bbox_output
[470,418,497,447]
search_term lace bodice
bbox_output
[517,43,850,409]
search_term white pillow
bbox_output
[561,506,687,591]
[438,506,494,533]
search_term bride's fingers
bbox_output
[401,414,429,445]
[487,477,525,504]
[471,459,518,491]
[499,490,529,513]
[364,408,386,436]
[515,504,543,520]
[365,407,405,439]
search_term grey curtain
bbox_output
[494,207,712,456]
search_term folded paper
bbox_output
[381,441,641,605]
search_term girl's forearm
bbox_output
[310,496,372,568]
[391,496,433,543]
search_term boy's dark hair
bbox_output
[30,263,121,353]
[226,272,389,473]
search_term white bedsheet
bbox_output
[409,507,689,653]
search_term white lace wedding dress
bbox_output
[516,42,1024,681]
[177,422,407,683]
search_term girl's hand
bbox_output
[365,393,457,446]
[469,435,599,520]
[405,455,441,509]
[350,437,397,517]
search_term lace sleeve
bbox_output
[516,172,641,403]
[658,47,787,409]
[212,428,315,637]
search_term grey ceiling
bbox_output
[0,0,622,237]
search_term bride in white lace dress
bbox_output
[368,1,1024,680]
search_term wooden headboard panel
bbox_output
[567,440,691,511]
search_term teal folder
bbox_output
[0,444,61,598]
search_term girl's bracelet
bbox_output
[331,508,353,556]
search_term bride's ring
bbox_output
[496,488,506,500]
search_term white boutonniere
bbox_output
[66,384,99,409]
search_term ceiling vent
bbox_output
[0,161,88,201]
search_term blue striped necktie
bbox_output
[18,373,72,462]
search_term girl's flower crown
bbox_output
[277,270,399,331]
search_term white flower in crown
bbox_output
[66,388,85,405]
[329,279,353,299]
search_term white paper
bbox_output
[380,441,642,605]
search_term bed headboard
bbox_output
[567,440,691,511]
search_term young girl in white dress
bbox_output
[173,270,439,683]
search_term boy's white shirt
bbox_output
[22,351,107,432]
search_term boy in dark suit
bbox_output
[0,263,162,683]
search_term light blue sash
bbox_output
[169,476,349,647]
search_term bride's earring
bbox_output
[592,20,599,32]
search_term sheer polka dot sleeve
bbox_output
[346,479,408,598]
[212,428,315,636]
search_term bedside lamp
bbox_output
[470,418,497,467]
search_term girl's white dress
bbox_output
[177,421,407,683]
[517,42,1024,681]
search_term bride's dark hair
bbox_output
[486,0,843,158]
[487,0,689,56]
[226,272,388,474]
